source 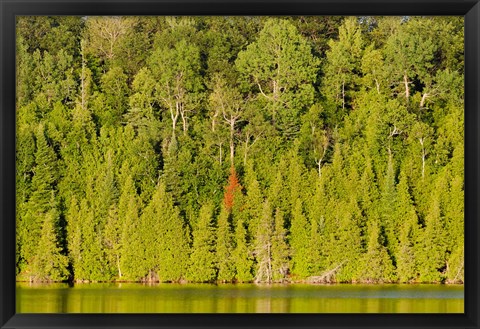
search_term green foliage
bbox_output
[289,199,311,279]
[188,203,217,282]
[31,203,69,282]
[356,220,395,283]
[253,200,275,282]
[16,16,463,285]
[216,205,236,282]
[233,217,254,283]
[140,181,190,282]
[323,17,364,112]
[236,18,319,138]
[271,208,290,281]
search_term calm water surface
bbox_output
[16,282,464,313]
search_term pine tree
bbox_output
[66,196,82,280]
[216,205,235,282]
[254,200,274,283]
[119,194,144,281]
[395,174,420,282]
[233,217,254,283]
[271,208,290,281]
[104,204,122,279]
[188,203,217,282]
[380,154,400,267]
[289,198,311,279]
[242,172,263,236]
[417,187,448,283]
[22,124,60,276]
[117,174,144,281]
[31,194,69,282]
[140,181,190,282]
[356,220,395,283]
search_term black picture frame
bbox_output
[1,0,478,328]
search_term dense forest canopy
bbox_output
[16,16,464,284]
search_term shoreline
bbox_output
[16,280,464,285]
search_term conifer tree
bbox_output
[233,217,254,283]
[75,198,112,281]
[253,200,275,282]
[271,208,290,281]
[22,124,60,275]
[356,220,395,283]
[66,196,82,280]
[31,196,69,282]
[188,203,217,282]
[395,174,420,282]
[216,205,235,282]
[242,172,263,236]
[417,187,448,283]
[223,166,242,213]
[104,204,122,279]
[117,173,144,281]
[140,181,190,282]
[289,199,311,279]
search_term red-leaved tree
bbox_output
[223,166,242,212]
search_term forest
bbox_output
[15,16,464,284]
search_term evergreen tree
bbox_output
[356,220,395,283]
[253,200,275,282]
[417,186,448,283]
[271,208,290,281]
[140,181,190,282]
[118,181,144,281]
[233,217,254,283]
[223,166,242,213]
[289,199,311,279]
[31,203,69,282]
[395,174,420,282]
[22,124,60,276]
[216,205,235,282]
[188,203,217,282]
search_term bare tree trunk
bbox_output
[419,137,425,179]
[230,121,235,166]
[404,74,410,101]
[375,79,380,94]
[80,41,88,111]
[317,158,323,178]
[243,132,261,167]
[170,102,180,140]
[267,243,272,283]
[219,143,223,166]
[420,92,428,108]
[181,110,188,135]
[244,139,248,167]
[211,111,219,132]
[117,254,122,278]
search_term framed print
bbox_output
[1,0,479,328]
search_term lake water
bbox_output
[16,282,464,313]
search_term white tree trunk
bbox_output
[404,74,410,101]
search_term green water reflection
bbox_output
[16,282,464,313]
